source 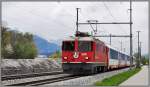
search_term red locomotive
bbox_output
[62,31,130,75]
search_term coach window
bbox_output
[62,41,74,51]
[110,49,118,59]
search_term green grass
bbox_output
[94,68,141,86]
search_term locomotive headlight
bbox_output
[85,57,89,59]
[64,57,67,59]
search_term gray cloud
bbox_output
[2,2,148,55]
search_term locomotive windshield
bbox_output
[78,41,93,52]
[62,41,75,51]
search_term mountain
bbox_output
[50,39,63,46]
[33,35,61,56]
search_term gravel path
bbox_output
[46,68,130,86]
[120,66,149,86]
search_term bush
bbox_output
[14,42,37,59]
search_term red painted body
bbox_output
[62,35,131,74]
[62,39,108,64]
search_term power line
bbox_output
[78,7,132,50]
[103,2,128,35]
[26,8,73,30]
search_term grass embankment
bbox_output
[94,68,141,86]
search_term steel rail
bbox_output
[2,71,63,81]
[6,74,80,86]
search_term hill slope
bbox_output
[33,35,61,56]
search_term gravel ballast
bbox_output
[46,68,130,86]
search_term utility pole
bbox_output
[129,0,133,69]
[76,8,80,33]
[110,34,111,45]
[137,31,141,68]
[140,42,142,65]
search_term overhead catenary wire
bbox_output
[25,7,74,30]
[77,4,132,52]
[103,2,129,35]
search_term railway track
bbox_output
[2,67,131,86]
[5,74,80,86]
[2,71,63,81]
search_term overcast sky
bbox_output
[2,1,148,55]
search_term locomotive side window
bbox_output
[62,41,75,51]
[78,41,93,52]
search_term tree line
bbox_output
[133,53,149,65]
[1,25,37,59]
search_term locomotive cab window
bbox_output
[62,41,75,51]
[78,41,93,52]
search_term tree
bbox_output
[134,53,149,65]
[133,52,141,68]
[141,56,149,65]
[1,26,13,58]
[1,25,38,59]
